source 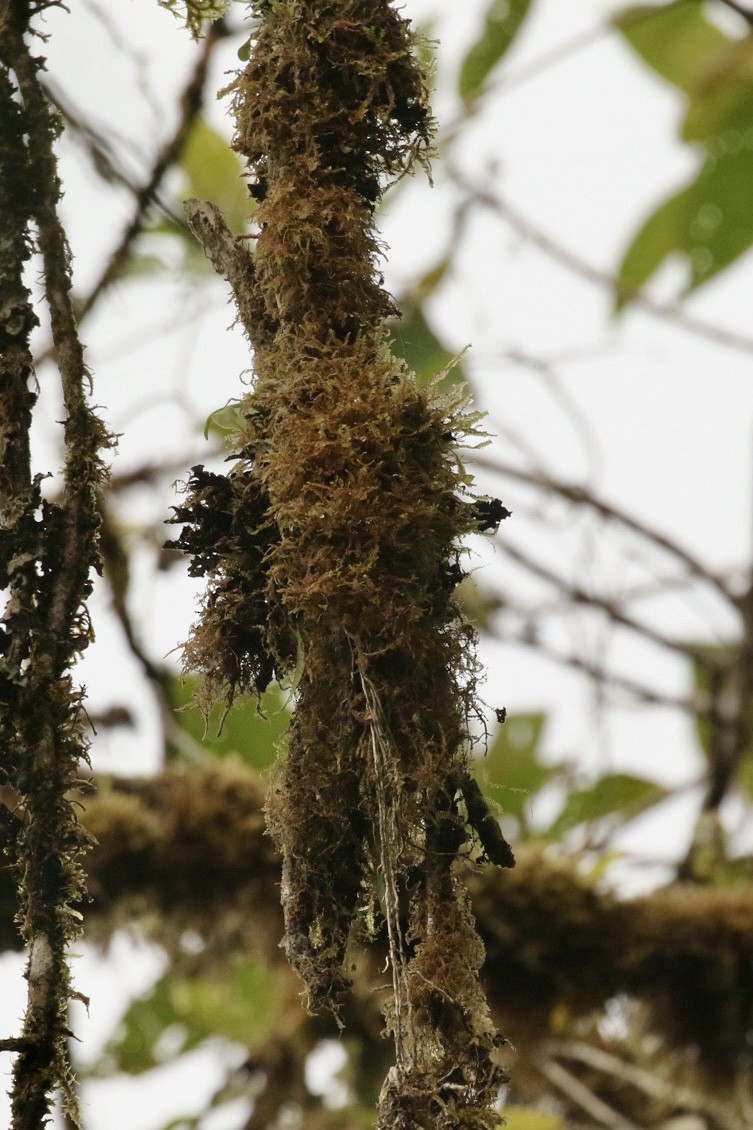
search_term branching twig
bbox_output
[455,173,753,359]
[543,1038,738,1129]
[474,453,737,608]
[497,535,723,668]
[493,622,700,713]
[77,20,228,321]
[534,1057,642,1130]
[99,506,208,765]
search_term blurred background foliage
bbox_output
[6,0,753,1128]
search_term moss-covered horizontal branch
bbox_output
[0,762,750,1066]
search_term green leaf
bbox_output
[169,674,290,770]
[544,772,668,841]
[455,576,504,632]
[616,187,690,306]
[682,38,753,141]
[124,216,218,279]
[684,148,753,289]
[115,252,173,281]
[617,148,753,300]
[180,117,248,234]
[104,959,285,1075]
[475,713,563,828]
[458,0,533,102]
[615,8,753,302]
[614,2,730,94]
[388,299,467,393]
[203,402,245,440]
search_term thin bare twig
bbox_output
[32,23,227,372]
[475,453,737,608]
[455,173,753,359]
[544,1038,738,1129]
[495,346,602,476]
[534,1056,642,1129]
[77,20,228,321]
[43,78,146,195]
[494,622,699,713]
[497,535,724,668]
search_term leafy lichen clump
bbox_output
[170,2,512,1125]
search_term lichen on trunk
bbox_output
[170,2,512,1125]
[1,5,112,1123]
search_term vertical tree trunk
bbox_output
[0,4,111,1124]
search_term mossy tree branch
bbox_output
[169,2,515,1124]
[0,4,112,1125]
[0,763,751,1078]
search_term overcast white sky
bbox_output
[5,1,753,1125]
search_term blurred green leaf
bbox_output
[115,252,173,281]
[121,216,219,281]
[123,118,248,280]
[415,255,451,300]
[682,38,753,141]
[680,150,753,290]
[169,674,290,770]
[458,0,533,102]
[614,2,729,94]
[617,148,753,300]
[388,298,466,393]
[616,188,688,305]
[615,6,753,301]
[544,772,668,840]
[180,117,249,234]
[475,713,563,829]
[712,854,753,885]
[455,575,503,631]
[203,401,246,439]
[105,959,284,1075]
[156,216,221,275]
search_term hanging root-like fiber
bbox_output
[170,2,513,1125]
